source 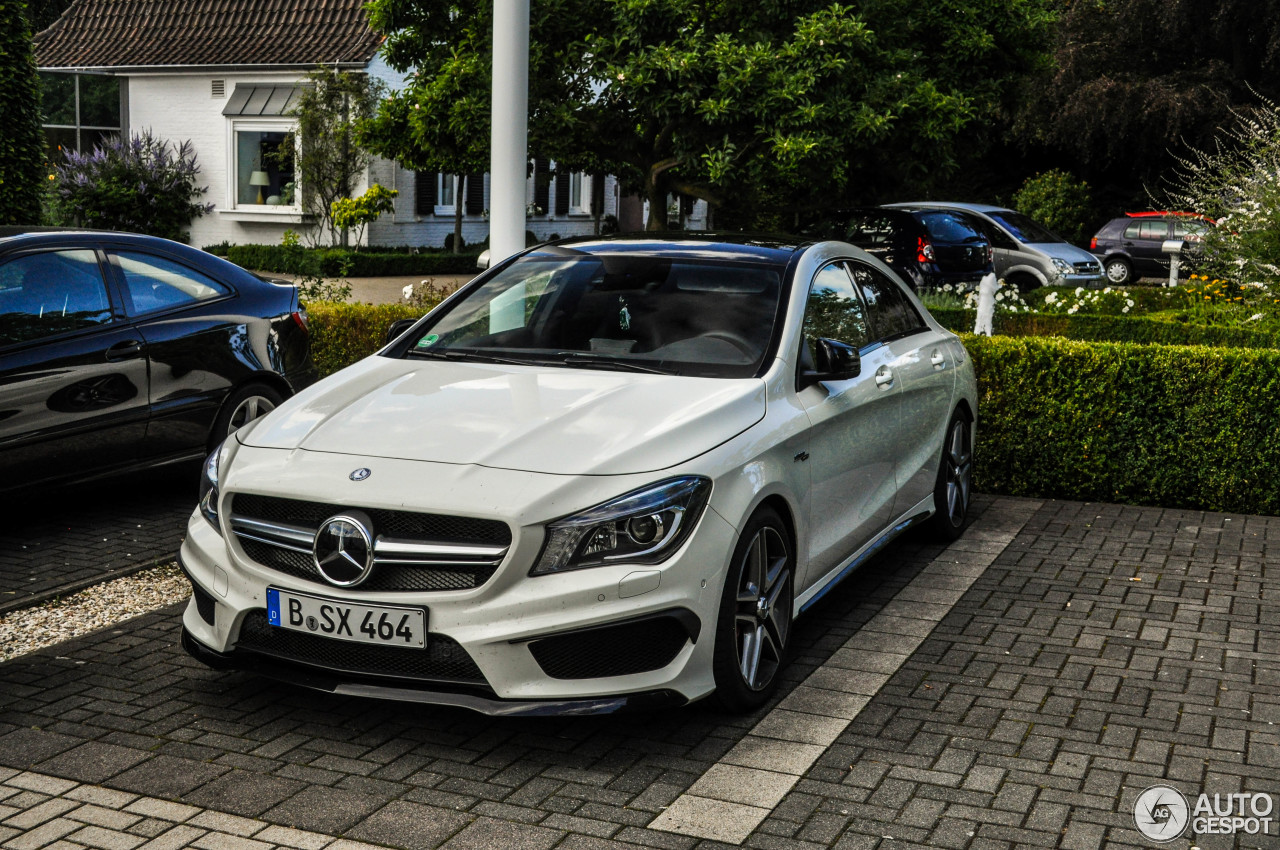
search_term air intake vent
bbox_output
[211,79,225,98]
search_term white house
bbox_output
[34,0,701,249]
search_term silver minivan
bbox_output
[887,202,1104,291]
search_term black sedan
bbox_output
[0,228,316,494]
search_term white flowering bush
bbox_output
[923,280,1032,314]
[1036,286,1137,316]
[1165,93,1280,289]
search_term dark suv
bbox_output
[814,208,993,291]
[1090,212,1210,284]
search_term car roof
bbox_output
[884,201,1013,215]
[541,232,811,266]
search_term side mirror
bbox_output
[799,338,860,389]
[385,318,418,344]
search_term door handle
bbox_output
[874,366,893,387]
[930,350,946,369]
[105,340,143,361]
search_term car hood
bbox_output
[1025,241,1100,265]
[240,355,767,475]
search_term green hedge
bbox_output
[967,334,1280,514]
[221,244,483,277]
[306,302,424,377]
[304,303,1280,514]
[931,307,1280,349]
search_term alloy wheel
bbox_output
[944,419,972,526]
[733,525,792,691]
[227,394,276,436]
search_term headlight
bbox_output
[1051,258,1073,275]
[198,442,224,532]
[530,476,711,575]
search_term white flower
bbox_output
[1103,287,1112,294]
[1126,299,1135,307]
[1122,306,1130,313]
[1045,292,1058,304]
[1250,313,1264,321]
[1075,287,1085,295]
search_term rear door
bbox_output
[0,248,149,487]
[1124,219,1171,276]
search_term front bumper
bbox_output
[178,452,738,711]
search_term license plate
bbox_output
[267,588,426,648]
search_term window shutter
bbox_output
[465,172,485,215]
[554,169,571,216]
[533,158,550,214]
[414,172,437,216]
[591,174,605,216]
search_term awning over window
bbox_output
[222,84,307,117]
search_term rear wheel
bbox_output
[1105,257,1132,285]
[928,412,973,541]
[713,506,794,713]
[209,381,283,449]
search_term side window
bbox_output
[1138,221,1168,240]
[114,252,229,315]
[1124,222,1142,239]
[849,263,925,342]
[968,215,1016,250]
[0,250,112,346]
[1173,219,1207,240]
[802,264,870,351]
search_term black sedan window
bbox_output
[0,250,113,346]
[114,252,229,315]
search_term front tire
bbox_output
[712,506,794,713]
[928,412,973,542]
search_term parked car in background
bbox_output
[180,233,976,716]
[813,208,993,292]
[0,228,316,495]
[1089,212,1211,284]
[886,202,1105,291]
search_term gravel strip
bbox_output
[0,562,189,662]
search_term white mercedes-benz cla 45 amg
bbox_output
[180,235,976,715]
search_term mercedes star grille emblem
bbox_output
[349,467,372,481]
[313,512,374,587]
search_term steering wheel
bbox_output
[698,330,757,358]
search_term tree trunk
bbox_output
[453,176,464,254]
[644,168,668,232]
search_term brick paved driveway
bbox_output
[1,496,1277,849]
[0,464,198,614]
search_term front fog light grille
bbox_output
[527,611,698,680]
[236,610,488,685]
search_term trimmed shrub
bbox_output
[967,334,1280,514]
[0,0,43,225]
[930,307,1280,349]
[223,244,482,277]
[306,302,424,377]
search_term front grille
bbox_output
[234,495,511,545]
[231,494,511,592]
[1073,261,1100,274]
[528,613,696,680]
[235,609,488,685]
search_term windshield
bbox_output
[987,211,1062,244]
[398,253,786,378]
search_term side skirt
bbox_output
[794,494,934,616]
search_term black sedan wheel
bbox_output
[211,382,283,447]
[713,506,793,712]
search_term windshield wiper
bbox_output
[408,349,538,367]
[555,352,674,375]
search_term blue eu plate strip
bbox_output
[267,588,280,626]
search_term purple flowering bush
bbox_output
[53,132,214,242]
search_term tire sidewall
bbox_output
[712,505,793,713]
[209,381,285,450]
[929,412,972,541]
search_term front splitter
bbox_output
[182,628,688,717]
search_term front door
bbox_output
[795,262,900,589]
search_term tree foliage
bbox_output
[0,0,44,225]
[364,0,1054,230]
[51,131,212,241]
[287,66,385,246]
[1016,0,1280,203]
[1012,168,1095,244]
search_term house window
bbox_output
[231,122,296,208]
[569,172,588,214]
[39,72,122,161]
[437,174,459,214]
